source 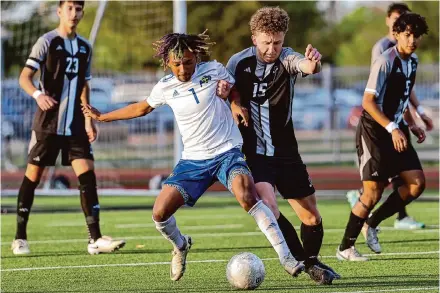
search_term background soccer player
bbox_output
[11,1,125,255]
[225,6,339,285]
[345,2,433,234]
[83,31,305,282]
[337,12,429,261]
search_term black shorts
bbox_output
[27,131,94,166]
[356,118,422,182]
[246,155,315,199]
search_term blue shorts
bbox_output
[163,147,252,206]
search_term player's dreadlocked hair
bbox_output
[153,30,215,70]
[249,6,289,35]
[393,12,429,38]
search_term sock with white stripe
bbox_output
[154,215,185,250]
[248,200,291,262]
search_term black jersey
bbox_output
[25,29,92,136]
[227,47,307,159]
[363,46,418,127]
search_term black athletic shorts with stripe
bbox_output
[246,154,315,199]
[27,131,94,166]
[356,116,422,182]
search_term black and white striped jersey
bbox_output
[226,47,306,159]
[363,46,418,126]
[25,29,92,136]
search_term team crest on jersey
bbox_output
[80,46,87,54]
[199,75,211,87]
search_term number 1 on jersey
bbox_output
[189,88,200,104]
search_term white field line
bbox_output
[114,224,243,230]
[1,250,438,272]
[329,287,439,293]
[2,226,439,246]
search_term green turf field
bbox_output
[1,196,439,293]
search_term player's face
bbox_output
[252,31,285,63]
[58,2,84,29]
[396,28,422,55]
[386,12,401,30]
[168,50,197,82]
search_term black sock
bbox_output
[397,207,409,220]
[340,212,367,251]
[15,176,39,240]
[78,170,102,241]
[277,213,305,261]
[301,220,324,268]
[367,190,407,228]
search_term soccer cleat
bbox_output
[170,235,192,281]
[346,190,360,209]
[365,226,382,254]
[87,236,126,255]
[11,239,30,255]
[281,253,305,277]
[394,217,425,230]
[336,246,368,261]
[305,263,335,285]
[315,260,341,280]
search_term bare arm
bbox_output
[298,60,322,74]
[19,67,58,111]
[362,92,407,152]
[82,101,155,123]
[228,87,249,126]
[409,89,433,131]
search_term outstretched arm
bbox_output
[82,101,155,122]
[298,44,322,74]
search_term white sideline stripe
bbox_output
[2,227,439,246]
[329,287,439,293]
[115,224,243,230]
[254,227,439,233]
[1,251,438,272]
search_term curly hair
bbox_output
[249,6,289,35]
[153,30,215,69]
[393,12,429,38]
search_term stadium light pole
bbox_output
[173,0,186,166]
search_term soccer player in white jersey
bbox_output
[82,31,304,281]
[336,13,429,261]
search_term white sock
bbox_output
[153,215,185,250]
[248,200,291,262]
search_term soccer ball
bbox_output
[226,252,265,290]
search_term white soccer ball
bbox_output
[226,252,265,290]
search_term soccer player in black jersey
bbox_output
[346,3,433,237]
[225,6,339,285]
[11,1,125,255]
[337,13,429,261]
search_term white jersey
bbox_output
[146,61,242,160]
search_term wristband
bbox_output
[416,105,425,116]
[32,90,43,100]
[385,122,399,133]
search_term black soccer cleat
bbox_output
[305,264,335,285]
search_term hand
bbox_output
[36,94,58,111]
[216,80,231,100]
[409,125,426,144]
[81,104,102,121]
[391,128,408,152]
[304,44,322,63]
[231,101,249,127]
[85,120,98,143]
[420,114,433,131]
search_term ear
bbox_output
[57,6,62,18]
[251,35,257,46]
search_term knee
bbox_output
[408,179,425,199]
[362,185,383,206]
[300,210,321,226]
[233,175,257,209]
[152,207,168,223]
